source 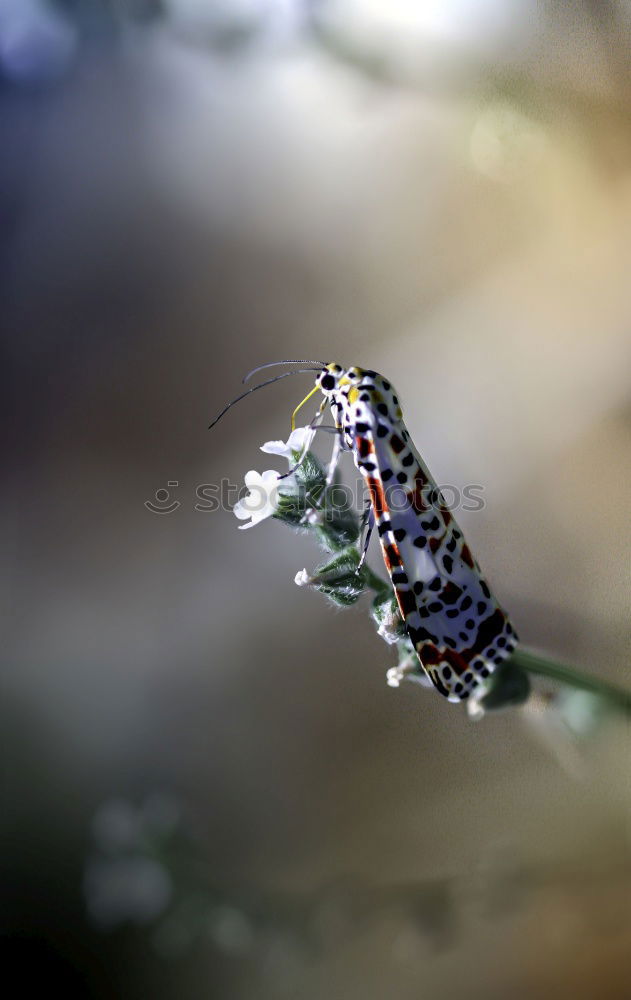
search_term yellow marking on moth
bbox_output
[357,388,384,406]
[338,377,351,388]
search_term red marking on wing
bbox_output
[367,476,388,518]
[442,649,470,676]
[413,612,507,677]
[418,644,441,665]
[356,436,373,459]
[366,474,403,569]
[408,484,428,514]
[384,543,403,568]
[460,544,475,568]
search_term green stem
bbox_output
[511,648,631,715]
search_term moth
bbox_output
[211,360,518,702]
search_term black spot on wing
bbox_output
[397,589,417,617]
[421,516,440,532]
[441,582,463,605]
[431,674,450,698]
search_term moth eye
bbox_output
[321,374,336,391]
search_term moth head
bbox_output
[317,364,377,395]
[317,363,344,394]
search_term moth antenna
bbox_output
[209,369,321,430]
[243,360,326,384]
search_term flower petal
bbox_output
[234,467,290,529]
[244,470,262,488]
[260,440,290,457]
[261,469,282,485]
[287,426,315,453]
[233,501,252,520]
[260,425,316,463]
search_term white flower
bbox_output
[466,691,486,722]
[386,666,403,688]
[386,658,433,689]
[233,469,295,530]
[294,568,311,587]
[260,425,315,461]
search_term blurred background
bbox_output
[2,1,631,997]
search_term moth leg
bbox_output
[325,427,344,487]
[357,503,374,572]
